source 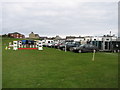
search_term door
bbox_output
[105,42,110,50]
[84,44,91,52]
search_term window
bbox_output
[80,44,85,47]
[89,45,93,47]
[85,45,89,48]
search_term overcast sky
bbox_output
[1,0,119,37]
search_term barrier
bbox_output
[12,40,43,50]
[18,48,38,50]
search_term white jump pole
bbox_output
[13,41,18,50]
[33,45,34,48]
[24,45,26,48]
[92,49,96,61]
[19,41,22,48]
[38,41,43,50]
[21,45,23,48]
[30,45,32,48]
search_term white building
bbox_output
[91,35,118,51]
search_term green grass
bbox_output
[2,38,118,88]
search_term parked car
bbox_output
[57,42,66,50]
[66,42,81,51]
[51,42,60,48]
[70,44,99,53]
[58,41,81,51]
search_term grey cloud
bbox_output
[2,2,118,37]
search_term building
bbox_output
[29,32,40,39]
[8,32,25,38]
[40,36,48,40]
[66,36,85,44]
[91,36,103,50]
[51,35,62,40]
[91,35,119,51]
[54,35,62,40]
[111,37,120,51]
[66,36,76,41]
[84,36,93,44]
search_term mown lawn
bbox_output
[2,38,118,88]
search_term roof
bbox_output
[8,32,24,35]
[66,36,84,39]
[40,36,47,38]
[35,34,39,37]
[66,36,76,38]
[54,36,62,40]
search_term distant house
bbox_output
[29,32,40,39]
[66,36,76,41]
[54,35,62,40]
[8,32,25,38]
[66,36,85,42]
[51,35,62,40]
[40,36,48,40]
[84,36,92,42]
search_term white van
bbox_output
[43,40,54,47]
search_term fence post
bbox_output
[92,49,96,61]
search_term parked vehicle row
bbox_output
[69,44,99,53]
[42,40,99,53]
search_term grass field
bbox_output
[2,38,118,88]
